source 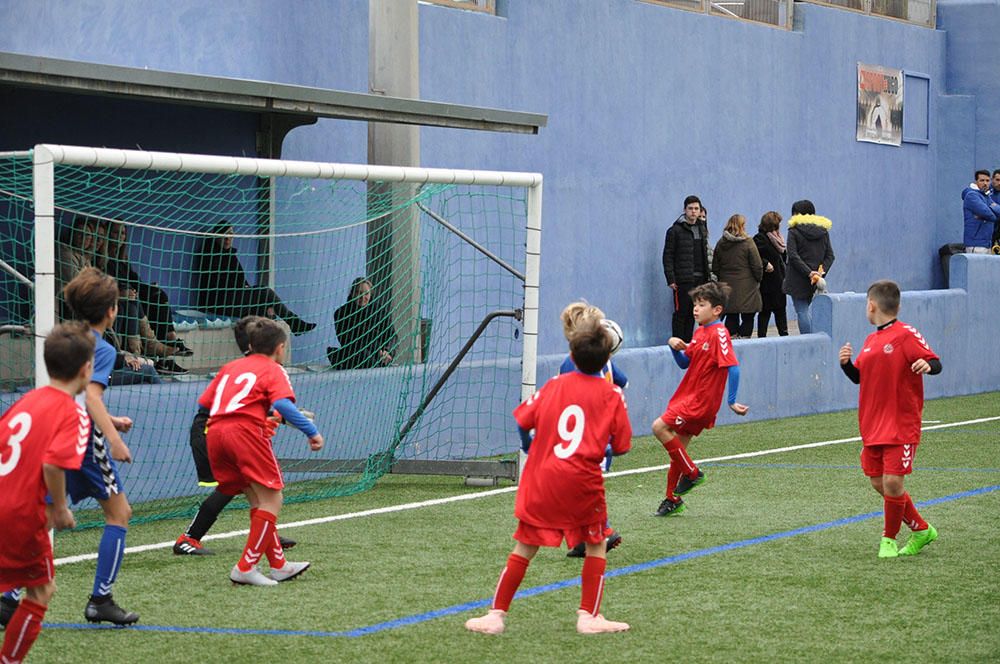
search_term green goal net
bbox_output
[0,146,541,528]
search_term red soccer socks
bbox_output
[1,598,46,664]
[238,509,277,573]
[492,553,530,612]
[883,493,906,539]
[902,492,928,532]
[662,436,697,500]
[579,555,607,617]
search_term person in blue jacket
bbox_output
[962,170,1000,253]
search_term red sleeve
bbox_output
[608,388,632,455]
[264,362,296,406]
[513,384,544,431]
[901,325,939,363]
[198,371,223,411]
[712,326,739,368]
[42,403,89,471]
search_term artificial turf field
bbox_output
[22,391,1000,663]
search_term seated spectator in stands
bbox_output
[105,221,192,355]
[104,328,161,386]
[193,221,316,336]
[711,214,763,338]
[95,220,187,375]
[782,200,834,335]
[753,211,788,337]
[55,215,96,318]
[962,169,1000,254]
[327,277,397,369]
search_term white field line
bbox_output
[54,415,1000,566]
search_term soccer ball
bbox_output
[601,319,623,355]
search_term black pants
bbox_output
[137,282,176,341]
[757,308,789,337]
[724,313,755,339]
[671,284,696,341]
[208,286,298,322]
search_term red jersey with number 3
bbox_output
[0,386,90,569]
[199,354,295,428]
[513,372,632,529]
[855,321,939,446]
[668,321,739,423]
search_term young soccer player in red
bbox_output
[839,280,942,558]
[652,282,749,517]
[199,318,324,586]
[465,317,632,635]
[0,323,95,663]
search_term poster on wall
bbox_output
[856,63,903,146]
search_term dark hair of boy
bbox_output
[44,321,96,380]
[247,318,287,356]
[683,195,702,209]
[867,279,901,315]
[233,315,266,355]
[568,318,613,375]
[791,199,816,216]
[688,281,731,309]
[975,169,990,180]
[63,267,119,324]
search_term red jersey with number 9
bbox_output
[0,386,90,571]
[513,372,632,529]
[199,354,296,428]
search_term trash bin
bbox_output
[938,243,965,288]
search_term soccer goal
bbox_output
[0,144,541,527]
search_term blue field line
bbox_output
[45,483,1000,639]
[702,462,1000,473]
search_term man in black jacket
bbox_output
[662,195,711,340]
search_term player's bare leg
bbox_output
[466,542,538,635]
[576,541,628,634]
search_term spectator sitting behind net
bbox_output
[326,277,397,370]
[193,221,316,336]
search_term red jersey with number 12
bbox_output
[854,321,939,446]
[0,386,90,570]
[667,322,739,424]
[513,372,632,529]
[199,354,295,428]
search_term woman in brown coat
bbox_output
[711,214,763,338]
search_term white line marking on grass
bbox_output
[54,415,1000,566]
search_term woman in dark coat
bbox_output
[193,221,315,336]
[753,211,788,337]
[711,214,763,338]
[327,277,397,369]
[781,200,835,335]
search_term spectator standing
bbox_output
[711,214,763,339]
[990,169,1000,249]
[782,200,835,335]
[961,170,999,254]
[663,195,711,341]
[753,211,789,337]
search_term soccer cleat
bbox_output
[465,609,506,635]
[154,358,189,375]
[268,561,311,582]
[0,594,19,628]
[606,531,622,552]
[674,469,706,496]
[899,524,938,557]
[230,565,278,587]
[173,535,214,556]
[567,531,622,558]
[84,595,140,625]
[654,497,685,517]
[878,536,899,559]
[576,610,630,634]
[278,535,297,550]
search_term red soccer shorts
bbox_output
[659,407,715,437]
[861,443,918,477]
[513,520,606,549]
[0,537,54,591]
[207,421,284,496]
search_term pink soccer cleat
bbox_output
[464,609,506,635]
[576,610,630,634]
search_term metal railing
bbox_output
[642,0,795,29]
[800,0,935,27]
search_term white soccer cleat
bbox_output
[576,610,630,634]
[230,564,278,587]
[464,609,506,635]
[268,560,311,582]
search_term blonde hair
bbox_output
[560,301,605,341]
[724,214,747,238]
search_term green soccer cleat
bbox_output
[654,497,686,517]
[878,536,899,559]
[899,524,938,556]
[675,469,706,496]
